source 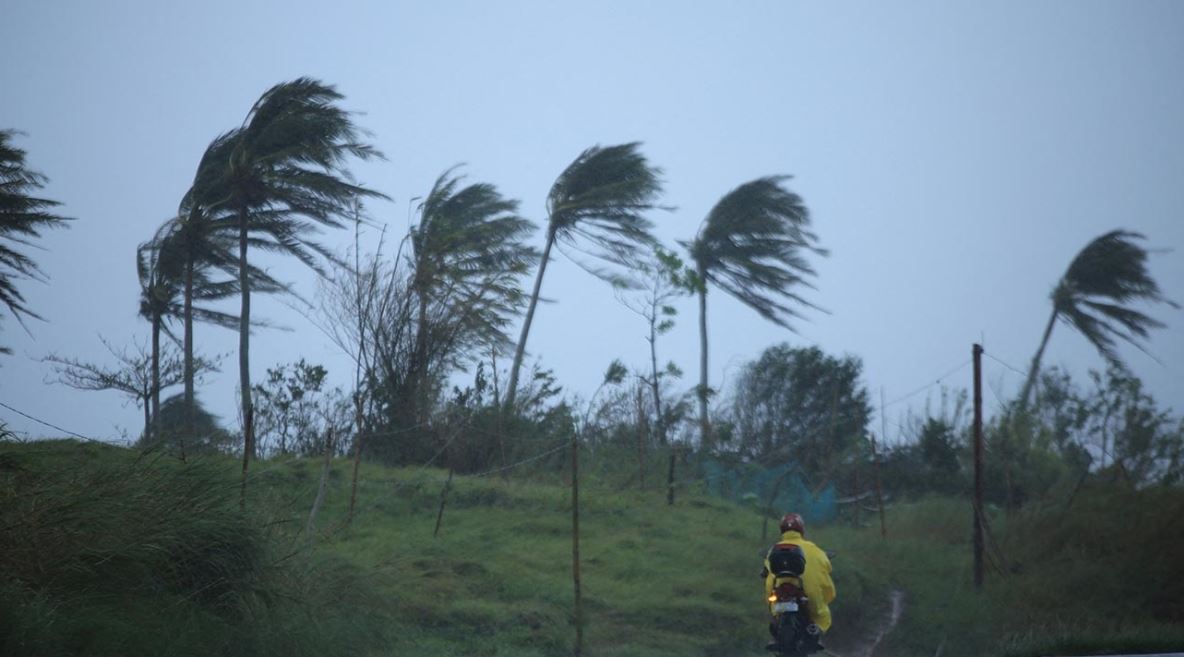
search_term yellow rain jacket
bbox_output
[763,530,836,631]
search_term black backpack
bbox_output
[768,543,806,577]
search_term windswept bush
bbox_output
[0,440,388,657]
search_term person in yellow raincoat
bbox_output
[762,512,836,644]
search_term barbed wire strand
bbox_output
[8,350,1040,527]
[0,400,113,444]
[983,351,1027,377]
[472,440,570,478]
[883,358,974,409]
[982,369,1011,414]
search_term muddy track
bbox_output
[863,590,905,657]
[829,589,905,657]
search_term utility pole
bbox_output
[973,343,984,591]
[876,388,888,538]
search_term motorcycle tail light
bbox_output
[775,582,805,602]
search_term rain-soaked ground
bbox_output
[735,590,906,657]
[823,589,905,657]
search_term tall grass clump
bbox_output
[835,489,1184,657]
[0,439,389,657]
[993,483,1184,654]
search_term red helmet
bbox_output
[779,513,805,535]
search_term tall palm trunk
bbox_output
[183,253,195,441]
[1019,307,1059,411]
[506,227,556,409]
[238,208,254,506]
[150,312,161,443]
[697,264,710,449]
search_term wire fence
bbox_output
[1,351,1037,594]
[0,400,134,447]
[699,457,839,523]
[2,344,1044,530]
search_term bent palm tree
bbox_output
[1017,229,1177,410]
[685,176,826,447]
[187,78,385,502]
[136,239,176,439]
[139,217,285,442]
[505,143,664,408]
[0,130,70,353]
[175,133,292,416]
[405,166,535,422]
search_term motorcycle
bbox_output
[767,578,822,655]
[764,544,823,656]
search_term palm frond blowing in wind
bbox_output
[685,175,827,446]
[184,77,386,505]
[401,165,536,423]
[1018,229,1177,410]
[0,130,71,354]
[505,142,664,408]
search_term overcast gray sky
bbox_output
[2,1,1181,445]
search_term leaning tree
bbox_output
[684,176,826,448]
[146,204,287,436]
[138,216,285,441]
[403,166,536,424]
[184,78,385,502]
[505,143,664,408]
[1017,229,1177,410]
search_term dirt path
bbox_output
[832,589,905,657]
[864,589,905,657]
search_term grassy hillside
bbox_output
[0,440,389,657]
[3,440,1182,657]
[257,451,889,657]
[832,494,1184,657]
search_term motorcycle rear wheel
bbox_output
[774,612,809,656]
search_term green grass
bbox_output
[5,440,1183,657]
[0,441,391,657]
[831,493,1184,657]
[298,460,788,657]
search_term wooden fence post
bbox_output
[973,343,985,591]
[666,447,676,505]
[572,434,583,657]
[307,428,335,538]
[433,468,454,538]
[871,432,886,539]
